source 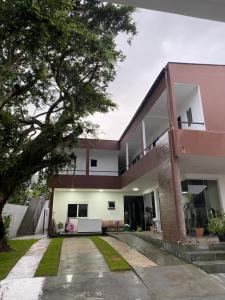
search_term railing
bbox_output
[58,169,86,175]
[89,170,118,176]
[33,196,46,232]
[144,127,169,154]
[120,128,169,173]
[178,121,205,129]
[58,169,118,176]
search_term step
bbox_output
[184,250,225,262]
[180,242,225,252]
[193,260,225,274]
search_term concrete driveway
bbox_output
[1,236,225,300]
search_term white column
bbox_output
[142,120,147,155]
[155,190,161,231]
[125,142,129,170]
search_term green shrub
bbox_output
[3,214,11,240]
[208,215,225,234]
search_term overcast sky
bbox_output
[87,8,225,140]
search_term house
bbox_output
[48,62,225,243]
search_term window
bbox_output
[68,204,77,218]
[186,108,193,127]
[91,159,97,167]
[67,204,88,218]
[108,201,116,210]
[78,204,88,217]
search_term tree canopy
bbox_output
[0,0,136,204]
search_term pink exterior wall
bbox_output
[168,63,225,133]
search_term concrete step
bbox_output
[180,242,225,252]
[184,250,225,262]
[193,260,225,274]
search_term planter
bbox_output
[196,227,204,238]
[218,233,225,242]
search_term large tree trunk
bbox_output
[0,197,11,252]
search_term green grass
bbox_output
[90,236,131,272]
[35,238,63,277]
[0,239,38,280]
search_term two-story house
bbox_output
[48,62,225,243]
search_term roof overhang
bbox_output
[101,0,225,23]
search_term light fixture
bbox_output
[70,189,76,192]
[133,188,139,191]
[182,191,188,194]
[99,189,104,192]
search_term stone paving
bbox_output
[102,236,157,269]
[7,239,50,279]
[2,235,225,300]
[109,233,185,265]
[0,239,50,300]
[58,237,109,275]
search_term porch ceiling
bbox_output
[121,169,158,194]
[101,0,225,23]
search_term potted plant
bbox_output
[195,210,204,238]
[208,215,225,242]
[57,222,64,234]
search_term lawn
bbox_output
[90,236,131,272]
[0,239,38,280]
[35,238,63,277]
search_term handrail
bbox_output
[59,169,118,174]
[179,121,205,125]
[144,127,169,153]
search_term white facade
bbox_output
[175,83,206,131]
[89,149,119,176]
[53,190,124,230]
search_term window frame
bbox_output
[67,204,88,218]
[108,201,116,210]
[186,107,193,127]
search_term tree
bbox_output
[0,0,136,250]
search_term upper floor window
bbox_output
[91,159,97,167]
[186,108,193,127]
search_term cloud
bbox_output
[87,8,225,140]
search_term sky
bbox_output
[87,7,225,140]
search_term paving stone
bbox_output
[109,233,186,266]
[7,239,50,279]
[102,236,157,268]
[40,272,153,300]
[58,237,109,275]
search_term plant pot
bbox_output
[218,233,225,242]
[196,227,204,238]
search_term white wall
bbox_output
[35,200,49,234]
[89,150,118,176]
[3,204,28,238]
[176,85,205,131]
[53,190,124,230]
[59,148,86,175]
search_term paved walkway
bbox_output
[42,237,152,299]
[0,239,50,300]
[109,233,185,265]
[58,237,109,275]
[102,236,157,269]
[7,239,50,279]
